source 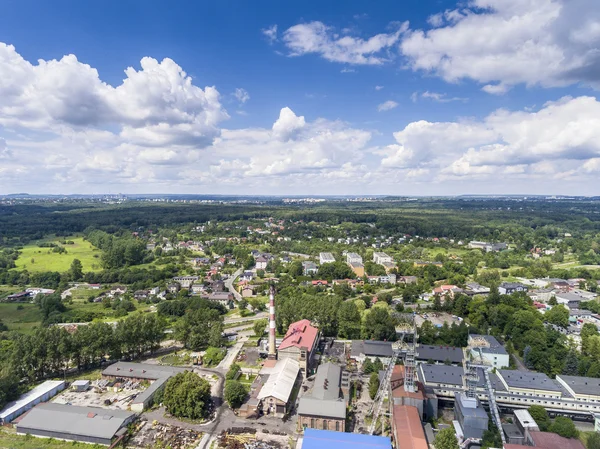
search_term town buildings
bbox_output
[319,252,336,265]
[351,340,394,365]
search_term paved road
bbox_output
[511,353,530,372]
[225,268,243,302]
[218,335,248,371]
[224,312,268,325]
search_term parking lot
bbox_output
[414,312,462,328]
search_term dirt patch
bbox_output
[130,419,202,449]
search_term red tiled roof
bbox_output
[278,319,319,351]
[392,405,427,449]
[528,431,585,449]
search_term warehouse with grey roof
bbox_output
[16,403,135,446]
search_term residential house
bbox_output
[348,262,365,277]
[302,261,319,276]
[498,282,528,295]
[172,276,199,288]
[256,256,269,270]
[167,283,180,294]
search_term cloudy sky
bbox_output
[1,0,600,195]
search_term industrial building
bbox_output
[468,334,510,368]
[297,363,347,432]
[416,344,464,365]
[351,340,394,365]
[0,380,66,424]
[256,357,300,417]
[418,363,600,417]
[16,403,135,446]
[102,362,187,412]
[346,252,363,264]
[278,319,320,372]
[453,392,489,440]
[299,428,391,449]
[391,405,428,449]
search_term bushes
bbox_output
[226,363,241,380]
[203,347,226,367]
[224,380,247,409]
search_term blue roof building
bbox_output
[300,428,391,449]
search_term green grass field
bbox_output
[0,303,43,333]
[0,429,105,449]
[14,237,102,273]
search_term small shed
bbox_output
[71,380,91,392]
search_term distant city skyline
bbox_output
[1,0,600,195]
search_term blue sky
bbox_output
[1,0,600,195]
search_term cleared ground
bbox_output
[14,237,102,273]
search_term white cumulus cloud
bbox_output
[282,21,407,65]
[377,100,399,112]
[400,0,600,92]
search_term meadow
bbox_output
[0,302,43,333]
[14,237,102,273]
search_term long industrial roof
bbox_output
[556,375,600,396]
[301,428,391,449]
[257,358,300,403]
[0,380,65,420]
[101,362,186,380]
[416,345,464,364]
[16,403,134,440]
[498,370,562,392]
[392,405,428,449]
[311,363,341,401]
[351,340,394,358]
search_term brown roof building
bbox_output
[391,405,428,449]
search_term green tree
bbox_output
[69,258,83,281]
[162,371,212,420]
[337,301,361,339]
[368,372,380,400]
[253,318,268,337]
[362,307,396,341]
[587,432,600,449]
[528,405,550,431]
[544,305,569,328]
[224,380,247,408]
[434,427,459,449]
[549,416,578,438]
[362,358,374,374]
[175,307,224,350]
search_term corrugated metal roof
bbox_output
[16,403,134,440]
[297,397,346,419]
[0,380,65,421]
[257,358,300,403]
[102,362,186,380]
[392,405,428,449]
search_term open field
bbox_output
[14,237,102,273]
[0,300,155,332]
[0,303,43,333]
